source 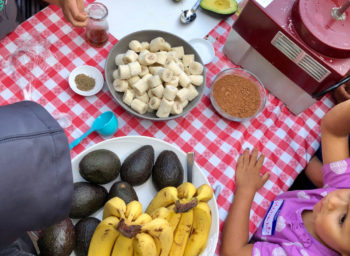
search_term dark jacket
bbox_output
[0,101,73,254]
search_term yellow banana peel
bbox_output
[88,217,120,256]
[195,184,213,202]
[177,182,197,199]
[125,200,143,223]
[184,202,212,256]
[111,234,134,256]
[133,233,157,256]
[146,186,178,215]
[133,213,152,225]
[103,197,126,219]
[169,209,193,256]
[142,218,173,256]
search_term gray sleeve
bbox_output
[0,101,73,249]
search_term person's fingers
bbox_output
[256,154,265,169]
[63,9,87,27]
[250,148,259,167]
[332,84,350,104]
[76,0,85,13]
[260,172,270,187]
[67,0,87,22]
[236,154,243,170]
[243,149,250,167]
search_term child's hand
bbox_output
[332,83,350,104]
[235,148,269,193]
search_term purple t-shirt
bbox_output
[252,158,350,256]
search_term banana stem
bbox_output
[174,198,198,213]
[117,219,142,238]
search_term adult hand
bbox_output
[235,148,269,193]
[46,0,88,27]
[332,83,350,104]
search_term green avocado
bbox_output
[79,149,121,184]
[152,150,184,190]
[108,181,138,204]
[74,217,100,256]
[38,218,75,256]
[69,182,107,219]
[120,145,155,186]
[200,0,238,15]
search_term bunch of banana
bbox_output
[145,182,214,256]
[88,197,173,256]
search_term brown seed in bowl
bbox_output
[212,74,261,118]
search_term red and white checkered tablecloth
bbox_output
[0,2,335,254]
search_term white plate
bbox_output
[188,38,215,65]
[69,65,104,96]
[71,136,219,256]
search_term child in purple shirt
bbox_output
[221,99,350,256]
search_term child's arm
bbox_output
[321,99,350,164]
[221,149,269,256]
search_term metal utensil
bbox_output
[312,74,350,98]
[180,0,201,24]
[332,0,350,21]
[214,185,222,200]
[187,152,194,183]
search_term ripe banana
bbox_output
[125,200,143,223]
[171,101,183,115]
[150,207,171,220]
[133,233,157,256]
[171,46,185,59]
[150,37,166,52]
[182,54,195,67]
[88,216,120,256]
[146,186,178,215]
[111,234,133,256]
[156,51,168,65]
[123,50,138,64]
[103,197,126,219]
[166,204,182,233]
[149,96,161,110]
[142,218,173,256]
[189,61,204,75]
[177,182,197,200]
[179,72,191,87]
[169,209,193,256]
[133,213,152,225]
[195,184,214,202]
[153,237,162,256]
[184,202,212,256]
[129,40,142,53]
[157,68,173,83]
[189,75,204,86]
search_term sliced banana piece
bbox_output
[189,61,204,75]
[129,40,142,52]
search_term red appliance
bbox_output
[223,0,350,114]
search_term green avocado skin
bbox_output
[120,145,155,186]
[152,150,184,191]
[108,181,139,204]
[69,182,107,219]
[38,218,75,256]
[79,149,121,184]
[200,0,238,15]
[74,217,100,256]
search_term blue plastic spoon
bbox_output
[69,111,118,150]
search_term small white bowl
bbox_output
[188,38,215,65]
[69,65,104,96]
